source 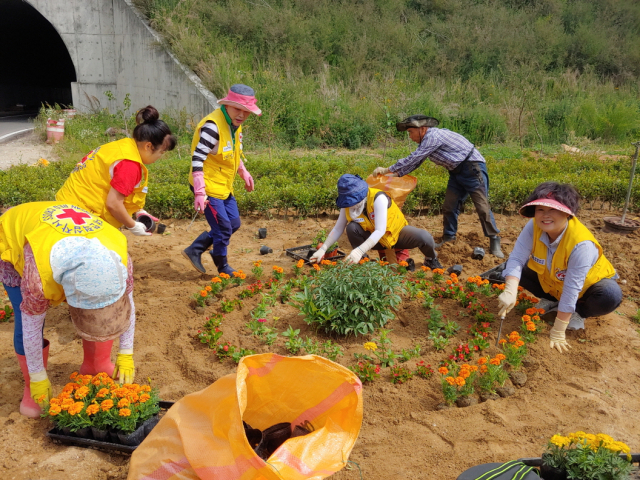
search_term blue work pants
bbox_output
[204,195,241,257]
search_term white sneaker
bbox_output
[567,312,585,330]
[536,298,559,314]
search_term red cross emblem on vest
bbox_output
[55,208,91,225]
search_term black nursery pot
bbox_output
[259,245,273,255]
[258,228,267,239]
[74,427,92,439]
[156,223,166,234]
[143,415,160,436]
[108,429,121,444]
[137,215,156,233]
[60,426,74,437]
[117,423,146,446]
[539,464,567,480]
[91,427,109,442]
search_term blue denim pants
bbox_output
[442,161,500,238]
[204,195,241,257]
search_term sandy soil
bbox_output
[1,209,639,480]
[0,132,58,170]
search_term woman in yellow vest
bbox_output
[0,202,137,418]
[497,182,622,353]
[56,106,176,234]
[309,174,442,268]
[182,84,260,275]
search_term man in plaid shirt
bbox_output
[372,115,504,258]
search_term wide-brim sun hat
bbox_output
[519,198,574,218]
[218,84,262,116]
[396,115,439,132]
[50,237,131,342]
[336,174,369,208]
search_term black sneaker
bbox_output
[423,257,443,270]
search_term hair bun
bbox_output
[136,105,159,125]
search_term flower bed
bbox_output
[42,372,160,447]
[191,259,553,409]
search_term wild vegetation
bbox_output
[132,0,640,148]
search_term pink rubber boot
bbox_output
[79,339,115,376]
[16,339,49,418]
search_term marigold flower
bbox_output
[321,259,331,265]
[101,399,114,411]
[272,266,284,273]
[526,322,536,331]
[50,398,61,406]
[477,357,488,365]
[68,402,84,415]
[398,261,408,267]
[495,353,506,361]
[459,369,470,379]
[253,260,262,267]
[438,367,449,375]
[455,376,465,386]
[119,408,132,417]
[219,272,230,279]
[86,404,100,416]
[117,398,130,408]
[205,285,212,292]
[60,398,75,411]
[364,342,378,351]
[141,385,151,393]
[211,277,222,284]
[480,365,488,373]
[200,290,208,297]
[446,280,452,285]
[522,315,531,322]
[499,338,507,345]
[69,371,78,380]
[470,365,478,372]
[139,393,151,403]
[48,405,62,416]
[515,340,525,347]
[445,376,456,385]
[296,259,304,268]
[490,358,501,366]
[313,264,321,271]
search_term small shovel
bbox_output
[495,313,506,347]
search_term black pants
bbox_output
[519,265,622,318]
[346,222,437,259]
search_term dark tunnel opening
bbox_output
[0,0,77,117]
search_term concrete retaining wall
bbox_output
[25,0,217,117]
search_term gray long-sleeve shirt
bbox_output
[503,220,605,313]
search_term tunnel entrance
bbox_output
[0,0,76,117]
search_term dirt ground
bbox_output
[1,209,640,480]
[0,132,57,170]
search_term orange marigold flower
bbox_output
[438,367,449,375]
[532,315,540,321]
[140,385,152,393]
[205,285,212,292]
[517,286,524,291]
[49,398,61,406]
[421,266,431,272]
[60,398,75,411]
[253,260,262,267]
[445,376,456,385]
[515,340,525,347]
[490,358,501,366]
[58,391,72,400]
[477,357,488,365]
[455,377,466,387]
[499,339,507,345]
[219,272,230,279]
[522,315,531,322]
[480,365,489,374]
[470,365,479,372]
[74,386,90,399]
[525,308,537,316]
[139,393,151,403]
[86,404,100,416]
[211,277,222,284]
[68,402,85,415]
[446,280,452,285]
[101,399,114,411]
[398,261,408,267]
[526,322,536,331]
[459,369,470,379]
[296,259,304,268]
[495,354,506,361]
[96,388,110,398]
[117,398,130,408]
[80,375,91,385]
[272,266,283,273]
[112,388,128,398]
[69,371,78,380]
[48,405,62,416]
[200,290,208,297]
[321,259,331,265]
[118,408,132,417]
[313,264,321,271]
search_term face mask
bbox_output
[349,199,366,218]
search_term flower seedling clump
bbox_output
[390,365,413,384]
[499,331,527,370]
[350,361,380,383]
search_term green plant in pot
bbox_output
[541,432,633,480]
[312,229,339,256]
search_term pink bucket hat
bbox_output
[218,84,262,116]
[519,198,574,217]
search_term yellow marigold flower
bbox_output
[219,272,230,279]
[48,405,62,416]
[86,404,100,416]
[211,277,222,284]
[118,408,132,417]
[117,398,130,408]
[363,342,378,351]
[101,399,114,411]
[445,376,456,385]
[550,435,570,447]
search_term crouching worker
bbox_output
[0,202,136,417]
[310,174,443,269]
[497,182,622,353]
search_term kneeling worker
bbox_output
[310,174,442,269]
[0,202,136,417]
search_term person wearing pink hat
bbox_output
[497,182,622,353]
[183,84,261,275]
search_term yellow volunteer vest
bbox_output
[189,108,242,200]
[527,217,616,300]
[0,202,128,306]
[345,188,408,249]
[56,138,148,228]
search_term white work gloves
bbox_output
[346,247,364,264]
[497,276,519,317]
[549,317,571,353]
[309,246,327,264]
[127,222,151,236]
[373,166,390,176]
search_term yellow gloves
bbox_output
[29,371,52,405]
[113,349,135,384]
[549,317,571,353]
[497,276,519,317]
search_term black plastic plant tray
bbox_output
[46,400,174,454]
[479,261,507,284]
[285,244,346,265]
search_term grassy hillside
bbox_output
[133,0,640,148]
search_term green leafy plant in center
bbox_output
[293,262,404,336]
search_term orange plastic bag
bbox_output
[127,354,363,480]
[366,174,417,209]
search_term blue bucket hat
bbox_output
[336,174,369,208]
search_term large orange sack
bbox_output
[127,353,363,480]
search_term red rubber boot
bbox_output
[79,339,115,376]
[16,339,49,418]
[377,249,411,261]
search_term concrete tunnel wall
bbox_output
[24,0,217,118]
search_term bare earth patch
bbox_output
[0,132,58,170]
